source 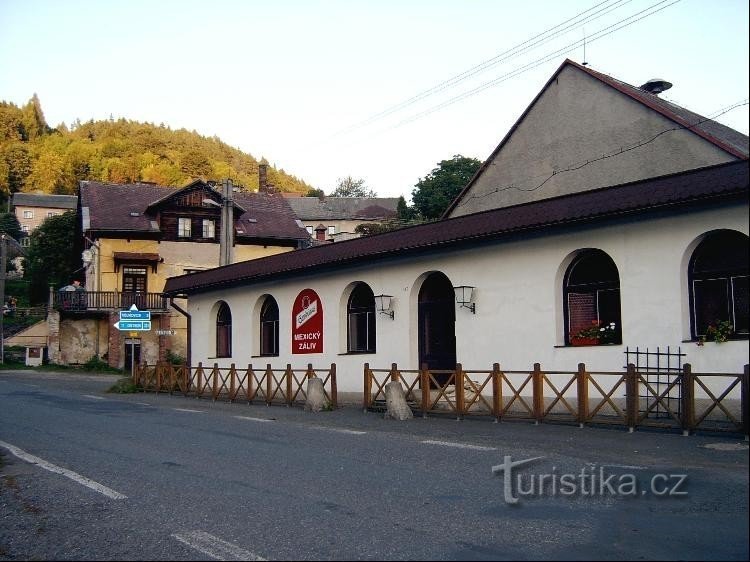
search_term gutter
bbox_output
[169,297,191,368]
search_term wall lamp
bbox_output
[453,285,476,314]
[373,294,394,319]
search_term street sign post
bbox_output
[115,305,152,332]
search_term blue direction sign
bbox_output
[115,305,151,331]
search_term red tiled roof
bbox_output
[80,180,308,241]
[163,160,748,296]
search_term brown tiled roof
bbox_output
[163,160,748,296]
[80,180,308,241]
[443,59,749,217]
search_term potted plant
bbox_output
[697,320,733,345]
[570,320,619,346]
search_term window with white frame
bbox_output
[178,217,192,238]
[689,230,749,339]
[328,225,336,235]
[21,225,30,233]
[306,225,313,235]
[202,219,215,239]
[23,210,33,219]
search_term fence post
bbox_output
[742,364,749,441]
[286,364,293,406]
[182,364,190,396]
[577,363,588,428]
[626,363,637,432]
[212,363,219,401]
[363,363,371,412]
[421,363,430,418]
[390,363,399,383]
[156,363,162,393]
[532,363,543,425]
[195,362,203,397]
[247,364,254,403]
[265,364,273,406]
[229,363,237,402]
[492,363,502,423]
[681,363,695,436]
[455,364,465,421]
[330,363,338,409]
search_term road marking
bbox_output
[420,440,496,451]
[0,440,127,500]
[587,462,648,470]
[82,394,106,400]
[312,426,366,435]
[174,408,205,413]
[172,530,265,561]
[234,416,273,423]
[135,402,152,406]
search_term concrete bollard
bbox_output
[384,381,413,420]
[304,377,327,412]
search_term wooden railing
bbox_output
[135,362,338,408]
[54,291,169,312]
[364,362,749,435]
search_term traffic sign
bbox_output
[114,320,151,331]
[120,304,151,321]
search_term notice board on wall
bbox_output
[292,288,323,354]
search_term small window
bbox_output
[216,302,232,357]
[178,217,192,238]
[23,210,33,219]
[47,211,56,218]
[328,225,336,235]
[21,225,30,233]
[306,225,313,235]
[202,219,215,239]
[260,297,279,356]
[21,237,30,247]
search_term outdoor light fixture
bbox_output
[453,285,476,314]
[373,294,394,319]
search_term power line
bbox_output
[333,0,634,137]
[453,99,749,209]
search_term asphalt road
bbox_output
[1,370,748,561]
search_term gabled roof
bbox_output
[443,59,749,217]
[144,179,248,215]
[80,180,308,241]
[286,197,399,221]
[12,193,78,209]
[163,160,748,296]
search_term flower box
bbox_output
[570,336,599,346]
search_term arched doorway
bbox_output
[418,272,456,376]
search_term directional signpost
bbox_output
[115,305,151,379]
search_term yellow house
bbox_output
[48,179,309,369]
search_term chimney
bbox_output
[258,164,268,193]
[315,224,327,241]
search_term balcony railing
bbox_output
[54,291,169,312]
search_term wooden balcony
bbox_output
[53,291,169,313]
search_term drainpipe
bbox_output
[169,297,191,368]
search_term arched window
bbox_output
[564,250,622,345]
[689,230,749,339]
[216,302,232,357]
[347,283,376,353]
[260,297,279,356]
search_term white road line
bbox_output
[234,416,273,423]
[589,463,648,470]
[172,530,265,561]
[135,402,152,406]
[420,439,496,451]
[0,440,127,500]
[174,408,205,413]
[81,394,106,400]
[312,426,366,435]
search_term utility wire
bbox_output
[394,0,681,128]
[334,0,633,137]
[453,99,749,209]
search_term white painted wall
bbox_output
[186,202,749,394]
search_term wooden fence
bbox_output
[364,362,749,435]
[135,362,337,408]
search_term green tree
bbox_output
[23,211,81,304]
[331,176,376,198]
[411,155,481,219]
[306,187,325,198]
[21,93,49,140]
[0,212,22,240]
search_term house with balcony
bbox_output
[47,178,309,369]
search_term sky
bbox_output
[0,0,748,200]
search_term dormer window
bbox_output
[178,217,192,238]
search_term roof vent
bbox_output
[130,211,140,217]
[639,78,672,95]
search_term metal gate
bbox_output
[625,346,686,419]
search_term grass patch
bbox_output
[107,377,140,394]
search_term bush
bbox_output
[107,377,140,393]
[166,349,186,365]
[82,355,121,373]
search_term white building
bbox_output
[163,60,749,398]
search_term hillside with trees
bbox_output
[0,95,314,202]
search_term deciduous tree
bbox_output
[411,155,481,219]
